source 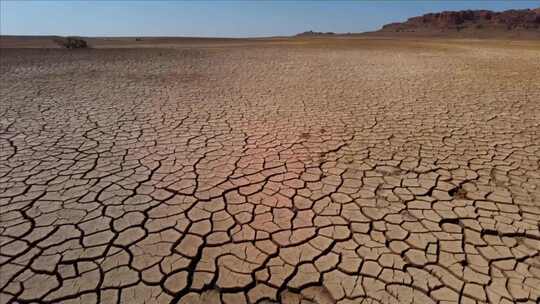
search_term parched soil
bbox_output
[1,38,539,304]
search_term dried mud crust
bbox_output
[0,43,540,304]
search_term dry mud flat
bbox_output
[1,38,540,304]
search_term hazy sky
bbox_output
[1,1,539,37]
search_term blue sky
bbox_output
[1,1,539,37]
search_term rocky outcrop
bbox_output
[380,8,540,33]
[296,30,335,37]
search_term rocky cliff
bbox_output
[378,8,540,37]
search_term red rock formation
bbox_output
[380,8,540,33]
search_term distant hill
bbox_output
[372,7,540,38]
[295,31,335,37]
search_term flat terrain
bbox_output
[1,37,540,304]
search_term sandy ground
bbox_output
[1,37,540,304]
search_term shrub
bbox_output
[54,37,89,49]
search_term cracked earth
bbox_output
[1,39,539,304]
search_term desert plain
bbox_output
[0,37,539,304]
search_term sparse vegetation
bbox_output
[54,36,89,49]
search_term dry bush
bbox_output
[54,37,89,49]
